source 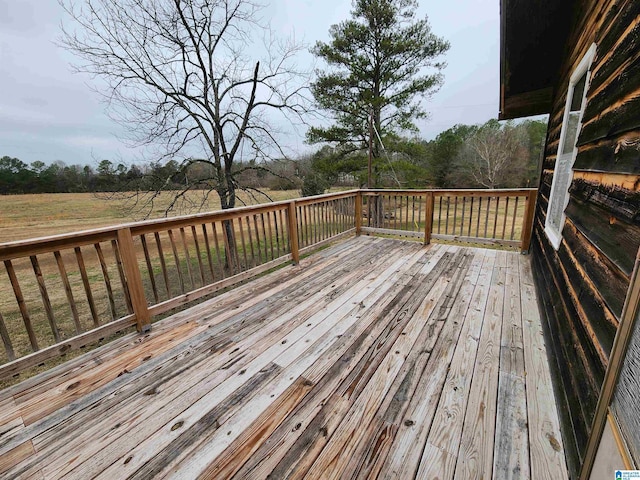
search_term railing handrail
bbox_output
[0,190,360,261]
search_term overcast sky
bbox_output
[0,0,500,166]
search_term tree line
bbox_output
[1,117,546,196]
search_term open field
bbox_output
[0,190,307,243]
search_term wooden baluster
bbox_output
[476,197,482,238]
[438,196,443,234]
[167,230,185,293]
[95,243,118,320]
[5,260,39,351]
[297,205,304,248]
[191,225,206,286]
[445,196,451,234]
[30,255,60,341]
[510,196,519,240]
[417,196,422,233]
[111,240,134,314]
[153,233,171,298]
[484,197,491,237]
[116,228,151,333]
[0,311,15,361]
[277,210,284,256]
[424,192,434,245]
[245,216,257,268]
[237,217,249,270]
[266,211,275,260]
[260,213,269,261]
[493,197,500,238]
[179,228,195,289]
[452,196,459,236]
[287,201,300,264]
[468,197,474,237]
[221,221,236,276]
[355,193,363,235]
[140,235,159,304]
[406,195,410,231]
[460,196,466,236]
[201,224,216,281]
[502,196,510,240]
[74,247,100,327]
[54,251,83,335]
[211,222,226,276]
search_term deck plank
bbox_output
[454,251,507,479]
[416,250,496,479]
[0,238,569,480]
[520,256,569,480]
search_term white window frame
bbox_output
[545,43,597,250]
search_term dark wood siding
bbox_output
[532,0,640,477]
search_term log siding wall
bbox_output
[532,0,640,477]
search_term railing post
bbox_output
[520,190,537,253]
[355,191,363,235]
[116,228,151,333]
[424,192,434,245]
[287,201,300,265]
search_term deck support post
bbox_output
[424,192,434,245]
[287,201,300,265]
[355,192,363,235]
[116,228,151,333]
[520,190,537,253]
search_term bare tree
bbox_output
[452,120,529,188]
[59,0,309,215]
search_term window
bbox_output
[545,44,596,250]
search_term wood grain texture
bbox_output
[0,238,567,480]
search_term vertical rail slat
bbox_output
[201,224,216,280]
[211,222,226,276]
[424,192,434,245]
[438,196,443,234]
[4,260,39,351]
[245,216,257,267]
[237,217,249,269]
[445,196,451,235]
[153,233,172,298]
[510,196,519,241]
[476,198,482,238]
[468,197,474,237]
[111,240,134,314]
[493,197,500,238]
[54,250,83,335]
[278,209,286,257]
[167,230,185,293]
[179,228,195,289]
[484,197,491,238]
[0,311,15,361]
[30,255,60,341]
[191,225,206,286]
[260,214,269,261]
[266,211,275,260]
[251,216,262,264]
[74,247,100,328]
[116,228,151,333]
[460,197,466,236]
[502,196,510,240]
[452,196,459,235]
[95,243,118,320]
[221,221,236,276]
[140,235,160,304]
[287,201,300,264]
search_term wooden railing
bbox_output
[0,188,535,379]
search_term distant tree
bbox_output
[309,0,449,186]
[452,119,530,188]
[427,124,478,187]
[60,0,308,217]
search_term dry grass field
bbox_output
[0,190,305,243]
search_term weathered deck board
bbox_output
[0,237,567,479]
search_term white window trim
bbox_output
[545,43,597,250]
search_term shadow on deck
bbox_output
[0,236,567,479]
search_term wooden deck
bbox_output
[0,237,567,479]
